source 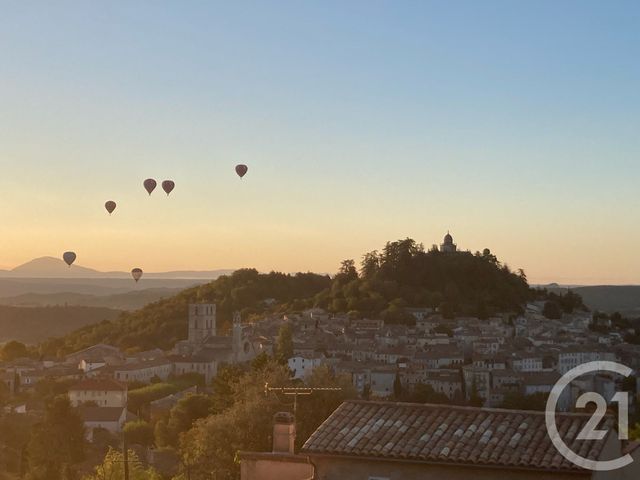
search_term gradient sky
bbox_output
[0,1,639,284]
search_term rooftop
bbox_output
[301,400,613,472]
[69,378,127,392]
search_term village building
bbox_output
[113,358,173,383]
[79,406,128,442]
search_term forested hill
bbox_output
[316,239,532,322]
[39,238,533,357]
[39,270,330,356]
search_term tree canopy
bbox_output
[316,238,532,322]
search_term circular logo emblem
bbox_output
[545,361,634,471]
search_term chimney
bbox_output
[272,412,296,454]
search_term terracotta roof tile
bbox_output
[301,400,614,472]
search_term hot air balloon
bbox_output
[162,180,175,196]
[131,268,143,283]
[105,201,116,215]
[63,251,76,267]
[235,164,248,178]
[143,178,157,195]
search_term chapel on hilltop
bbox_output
[439,231,458,253]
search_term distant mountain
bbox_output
[542,284,640,316]
[0,287,184,311]
[11,256,100,277]
[1,256,233,280]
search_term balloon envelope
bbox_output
[162,180,175,196]
[143,178,157,195]
[131,268,143,283]
[235,164,248,178]
[63,251,76,267]
[105,201,116,214]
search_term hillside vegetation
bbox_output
[0,306,121,344]
[39,270,330,356]
[37,238,535,356]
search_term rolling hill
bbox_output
[572,286,640,316]
[0,288,184,311]
[543,284,640,316]
[0,305,122,344]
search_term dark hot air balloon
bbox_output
[235,164,248,178]
[131,268,143,283]
[63,251,76,267]
[162,180,175,196]
[143,179,157,195]
[105,201,116,215]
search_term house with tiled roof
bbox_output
[79,406,128,441]
[113,357,173,383]
[241,400,627,480]
[68,378,127,407]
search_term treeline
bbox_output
[532,289,587,319]
[314,238,532,323]
[37,270,330,357]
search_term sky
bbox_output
[0,1,639,284]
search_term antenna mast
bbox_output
[264,383,342,417]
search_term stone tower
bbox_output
[188,304,216,344]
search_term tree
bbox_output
[338,259,358,281]
[83,447,161,480]
[0,381,10,407]
[123,420,154,447]
[543,301,562,320]
[294,365,357,447]
[404,383,449,404]
[25,396,85,480]
[165,394,214,447]
[178,361,292,479]
[500,392,547,411]
[1,341,28,361]
[360,251,380,279]
[393,374,403,399]
[275,323,294,364]
[467,379,484,407]
[0,412,33,476]
[210,364,244,414]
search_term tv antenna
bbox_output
[264,383,342,416]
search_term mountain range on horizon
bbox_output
[0,256,234,279]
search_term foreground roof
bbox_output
[301,400,613,473]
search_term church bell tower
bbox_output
[188,304,216,343]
